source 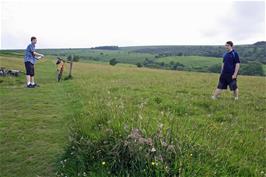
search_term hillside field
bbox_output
[155,56,221,68]
[0,54,266,176]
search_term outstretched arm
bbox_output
[33,52,44,57]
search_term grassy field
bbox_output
[1,49,265,75]
[263,65,266,73]
[38,48,156,64]
[0,56,77,176]
[155,56,221,69]
[0,54,266,176]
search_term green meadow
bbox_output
[155,56,221,68]
[263,65,266,73]
[0,54,265,176]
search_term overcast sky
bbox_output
[0,0,265,49]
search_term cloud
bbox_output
[201,1,265,44]
[1,0,265,49]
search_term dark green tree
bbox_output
[109,58,118,66]
[240,62,264,76]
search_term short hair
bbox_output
[226,41,233,47]
[31,36,37,41]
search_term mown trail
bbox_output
[0,56,76,177]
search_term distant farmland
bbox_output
[1,42,265,76]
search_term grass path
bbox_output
[0,56,75,177]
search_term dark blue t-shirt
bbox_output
[222,50,240,75]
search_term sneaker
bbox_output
[26,84,34,88]
[31,83,40,87]
[234,97,239,101]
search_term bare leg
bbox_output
[26,75,31,85]
[31,76,35,84]
[212,88,222,99]
[233,88,239,100]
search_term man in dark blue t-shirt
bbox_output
[212,41,240,100]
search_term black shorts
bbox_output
[217,74,238,91]
[25,61,35,76]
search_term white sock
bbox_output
[27,82,31,85]
[211,95,217,100]
[31,82,35,85]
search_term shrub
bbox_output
[208,64,221,73]
[57,122,239,177]
[240,62,264,76]
[171,62,185,70]
[136,63,143,68]
[67,55,72,61]
[73,55,80,62]
[109,58,118,66]
[57,125,182,176]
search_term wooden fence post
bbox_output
[68,61,73,78]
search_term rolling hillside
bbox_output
[0,53,265,176]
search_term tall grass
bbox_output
[56,62,266,177]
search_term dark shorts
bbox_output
[25,61,34,76]
[217,74,238,91]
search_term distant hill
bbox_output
[125,42,266,64]
[91,46,119,50]
[1,41,265,76]
[253,41,266,45]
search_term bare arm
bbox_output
[232,63,240,79]
[221,63,224,73]
[33,52,44,57]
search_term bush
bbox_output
[109,58,118,66]
[67,55,72,61]
[159,62,165,67]
[136,63,143,68]
[240,62,264,76]
[92,46,119,50]
[171,62,185,70]
[208,64,221,73]
[66,55,79,62]
[57,126,182,177]
[73,55,80,62]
